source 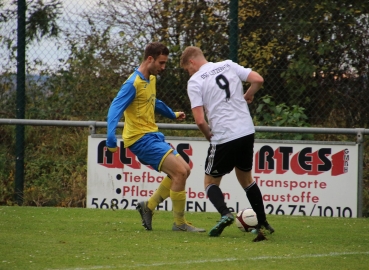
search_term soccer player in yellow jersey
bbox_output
[106,42,205,232]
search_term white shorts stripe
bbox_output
[205,144,216,174]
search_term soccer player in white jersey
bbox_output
[180,46,274,241]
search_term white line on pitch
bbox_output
[49,251,369,270]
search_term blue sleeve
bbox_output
[155,99,176,119]
[106,83,136,148]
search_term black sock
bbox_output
[245,182,267,225]
[206,184,229,216]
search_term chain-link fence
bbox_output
[1,0,368,126]
[1,0,369,209]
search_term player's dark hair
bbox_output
[144,42,169,60]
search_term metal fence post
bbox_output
[229,0,238,62]
[15,0,26,205]
[88,121,97,135]
[356,128,365,217]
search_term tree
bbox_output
[0,0,63,117]
[83,0,231,121]
[0,0,62,61]
[237,0,369,127]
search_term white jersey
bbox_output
[187,60,255,144]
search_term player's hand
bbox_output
[107,147,117,153]
[244,93,254,104]
[205,132,214,142]
[204,126,214,142]
[175,112,186,120]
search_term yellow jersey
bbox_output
[106,69,176,148]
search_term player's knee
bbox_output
[176,164,190,181]
[184,162,191,178]
[186,166,191,178]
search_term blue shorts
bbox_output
[129,132,178,172]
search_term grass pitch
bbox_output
[0,206,368,270]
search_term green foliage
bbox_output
[21,126,87,207]
[0,125,87,207]
[363,141,369,217]
[15,23,136,121]
[0,125,15,205]
[253,95,313,140]
[238,0,369,127]
[26,0,62,41]
[0,72,16,118]
[0,0,62,48]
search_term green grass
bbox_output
[1,206,368,270]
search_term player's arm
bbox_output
[106,84,136,152]
[155,99,185,120]
[186,80,212,140]
[244,71,264,104]
[192,106,213,141]
[229,60,264,104]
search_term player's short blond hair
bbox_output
[180,46,204,68]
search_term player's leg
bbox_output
[235,168,272,227]
[160,151,189,192]
[205,175,226,216]
[204,143,235,236]
[145,149,191,211]
[235,168,274,241]
[234,134,274,239]
[160,153,205,232]
[136,174,172,229]
[235,168,266,223]
[130,133,176,230]
[205,174,234,237]
[160,152,189,227]
[135,134,187,213]
[147,175,172,210]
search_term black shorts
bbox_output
[205,133,254,177]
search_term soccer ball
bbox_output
[235,208,258,232]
